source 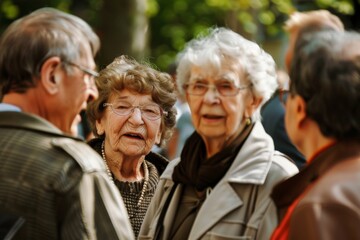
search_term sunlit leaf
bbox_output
[1,0,19,19]
[259,10,275,25]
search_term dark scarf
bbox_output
[172,123,253,191]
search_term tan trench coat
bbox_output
[139,122,298,240]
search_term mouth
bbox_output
[123,132,145,140]
[203,114,224,120]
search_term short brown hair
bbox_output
[87,55,177,147]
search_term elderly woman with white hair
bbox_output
[139,27,298,240]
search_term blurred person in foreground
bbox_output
[261,10,344,170]
[271,30,360,240]
[0,8,134,240]
[87,55,177,237]
[139,27,298,240]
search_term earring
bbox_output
[245,117,251,126]
[97,129,104,135]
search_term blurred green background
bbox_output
[1,0,359,72]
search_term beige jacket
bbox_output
[139,122,298,240]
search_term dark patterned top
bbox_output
[116,161,159,237]
[88,138,169,238]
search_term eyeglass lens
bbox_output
[185,82,249,96]
[104,102,164,120]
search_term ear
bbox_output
[293,95,307,129]
[154,126,163,145]
[39,57,62,95]
[244,95,262,118]
[95,119,105,135]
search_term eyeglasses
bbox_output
[63,61,99,78]
[183,82,252,96]
[103,101,167,121]
[278,89,290,105]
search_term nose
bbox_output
[203,85,220,104]
[128,107,144,124]
[86,77,99,102]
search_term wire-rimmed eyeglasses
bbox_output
[63,60,99,78]
[183,82,252,96]
[103,101,168,121]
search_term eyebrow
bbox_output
[215,73,237,83]
[112,95,156,105]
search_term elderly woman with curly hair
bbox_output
[139,27,298,240]
[87,55,177,237]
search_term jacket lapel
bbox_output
[189,182,242,240]
[160,182,183,240]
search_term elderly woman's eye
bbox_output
[193,83,207,90]
[218,83,233,89]
[143,106,160,114]
[115,103,131,110]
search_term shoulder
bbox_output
[160,157,181,180]
[270,151,299,176]
[51,137,105,173]
[261,151,298,191]
[146,151,169,174]
[304,159,360,205]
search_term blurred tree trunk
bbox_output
[97,0,149,68]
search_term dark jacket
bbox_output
[271,140,360,239]
[0,111,134,240]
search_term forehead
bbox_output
[109,89,153,103]
[189,61,244,83]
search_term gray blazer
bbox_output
[0,111,134,240]
[139,122,298,240]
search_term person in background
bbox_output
[86,55,177,237]
[271,30,360,240]
[139,27,298,240]
[0,8,134,240]
[261,10,344,169]
[166,61,194,160]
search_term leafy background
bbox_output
[1,0,359,71]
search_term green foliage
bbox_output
[0,0,356,71]
[148,0,355,70]
[148,0,226,70]
[1,0,19,20]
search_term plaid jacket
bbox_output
[0,111,134,240]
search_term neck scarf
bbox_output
[173,124,253,191]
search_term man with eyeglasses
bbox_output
[0,8,134,240]
[261,10,344,170]
[271,29,360,240]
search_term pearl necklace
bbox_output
[101,141,149,210]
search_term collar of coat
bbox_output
[0,111,81,140]
[161,122,278,185]
[271,139,360,209]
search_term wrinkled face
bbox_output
[185,63,254,145]
[96,89,163,157]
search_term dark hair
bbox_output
[290,30,360,140]
[0,8,100,96]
